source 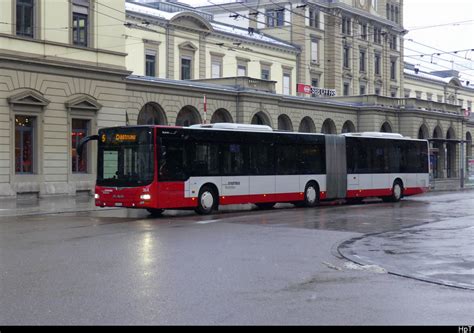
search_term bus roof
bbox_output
[101,125,425,141]
[342,132,406,139]
[189,123,273,132]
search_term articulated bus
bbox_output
[80,123,429,215]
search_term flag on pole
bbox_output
[203,95,207,124]
[125,111,130,126]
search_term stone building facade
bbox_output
[0,0,473,199]
[200,0,406,98]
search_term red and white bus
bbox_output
[80,123,429,215]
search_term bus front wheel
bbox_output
[195,186,217,215]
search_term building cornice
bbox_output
[0,33,127,57]
[0,54,131,81]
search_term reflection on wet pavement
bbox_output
[3,190,472,292]
[339,216,474,290]
[334,191,474,290]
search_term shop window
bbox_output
[72,119,90,173]
[15,115,35,173]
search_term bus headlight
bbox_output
[140,194,151,200]
[94,194,99,199]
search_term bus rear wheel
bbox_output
[303,182,319,207]
[383,181,403,202]
[195,186,217,215]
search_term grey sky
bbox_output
[179,0,474,79]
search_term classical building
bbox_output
[200,0,406,98]
[0,0,472,199]
[404,64,474,178]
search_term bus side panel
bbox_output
[249,176,275,201]
[157,182,193,208]
[346,174,359,198]
[372,174,390,192]
[358,174,373,194]
[416,173,430,191]
[221,176,250,204]
[276,175,300,195]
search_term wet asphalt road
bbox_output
[0,191,473,325]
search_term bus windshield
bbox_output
[97,127,154,187]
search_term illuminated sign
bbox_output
[115,133,137,142]
[297,83,336,97]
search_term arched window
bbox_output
[211,109,233,123]
[321,118,337,134]
[277,114,293,131]
[176,105,201,126]
[380,122,392,133]
[298,116,316,133]
[341,120,356,133]
[137,102,167,125]
[251,111,271,127]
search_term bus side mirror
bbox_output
[78,135,99,156]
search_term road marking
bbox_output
[196,219,221,225]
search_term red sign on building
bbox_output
[296,83,337,97]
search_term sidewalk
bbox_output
[0,182,472,218]
[0,194,114,218]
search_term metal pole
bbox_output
[460,141,465,188]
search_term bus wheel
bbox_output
[255,202,275,210]
[304,182,319,207]
[384,181,403,202]
[195,186,217,215]
[146,208,164,216]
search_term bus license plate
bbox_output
[115,203,123,207]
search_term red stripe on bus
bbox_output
[96,185,428,210]
[347,187,428,198]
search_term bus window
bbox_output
[276,144,299,175]
[388,142,402,173]
[103,150,119,179]
[221,143,245,175]
[159,138,187,181]
[355,138,371,173]
[97,128,154,187]
[372,139,389,173]
[346,138,356,174]
[419,142,429,173]
[188,142,220,176]
[248,143,274,175]
[300,144,324,174]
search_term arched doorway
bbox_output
[380,122,392,133]
[341,120,356,133]
[277,114,293,131]
[432,125,444,179]
[446,127,456,178]
[321,118,337,134]
[211,108,233,123]
[137,102,167,125]
[251,111,271,127]
[176,105,201,126]
[298,116,316,133]
[418,124,429,139]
